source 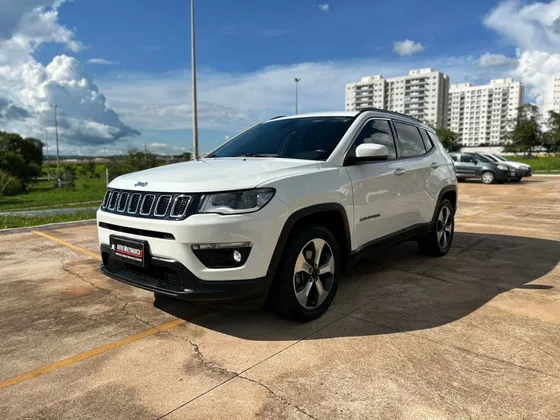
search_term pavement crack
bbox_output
[60,259,157,327]
[239,375,319,419]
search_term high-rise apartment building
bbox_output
[345,68,450,128]
[448,78,524,147]
[543,75,560,117]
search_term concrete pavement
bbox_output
[1,177,559,419]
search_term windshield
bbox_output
[209,117,354,161]
[472,153,493,163]
[484,154,499,162]
[493,155,507,161]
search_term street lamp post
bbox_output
[294,78,301,115]
[52,104,61,187]
[44,129,50,181]
[191,0,199,160]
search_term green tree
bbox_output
[175,152,192,161]
[107,149,160,181]
[0,151,36,184]
[435,128,461,152]
[80,161,97,178]
[0,132,44,166]
[0,170,23,196]
[505,104,542,157]
[543,111,560,153]
[61,164,77,187]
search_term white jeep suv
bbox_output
[97,109,457,321]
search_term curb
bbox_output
[0,219,96,236]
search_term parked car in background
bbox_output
[449,152,517,184]
[481,153,532,182]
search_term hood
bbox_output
[502,161,530,169]
[109,158,321,192]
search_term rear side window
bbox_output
[348,119,397,160]
[393,122,426,158]
[450,154,458,162]
[420,130,435,152]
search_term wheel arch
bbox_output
[265,203,352,287]
[431,185,458,224]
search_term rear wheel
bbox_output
[271,226,340,322]
[481,171,495,184]
[417,199,454,257]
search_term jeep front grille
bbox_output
[101,189,193,220]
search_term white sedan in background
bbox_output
[482,154,532,182]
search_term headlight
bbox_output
[497,164,509,171]
[199,188,275,214]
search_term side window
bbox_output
[420,129,434,152]
[450,154,458,162]
[462,155,476,163]
[393,121,426,158]
[348,119,397,159]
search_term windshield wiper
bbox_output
[237,153,280,157]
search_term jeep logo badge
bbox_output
[134,181,148,187]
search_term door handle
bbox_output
[431,162,440,169]
[393,168,407,176]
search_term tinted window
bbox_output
[449,154,458,162]
[419,129,434,152]
[348,119,396,160]
[393,122,426,157]
[210,117,354,161]
[472,153,492,163]
[462,155,476,163]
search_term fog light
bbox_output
[191,243,252,268]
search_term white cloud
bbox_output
[393,40,424,56]
[87,58,117,65]
[477,53,518,68]
[484,0,560,52]
[514,50,560,105]
[485,0,560,106]
[0,1,138,147]
[317,4,329,12]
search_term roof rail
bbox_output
[355,108,424,124]
[269,115,286,120]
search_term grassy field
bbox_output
[0,177,106,211]
[0,209,97,229]
[508,155,560,172]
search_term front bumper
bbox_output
[516,167,532,178]
[100,245,269,303]
[494,168,515,181]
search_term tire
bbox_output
[513,177,522,182]
[481,171,495,184]
[271,226,341,322]
[417,199,454,257]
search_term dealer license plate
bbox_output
[109,236,147,267]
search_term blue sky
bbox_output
[2,0,560,155]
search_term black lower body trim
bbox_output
[100,245,269,304]
[348,223,432,266]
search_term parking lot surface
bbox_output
[1,177,560,419]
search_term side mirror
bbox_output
[473,160,478,165]
[354,143,389,162]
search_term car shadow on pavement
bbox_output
[155,232,560,340]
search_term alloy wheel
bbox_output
[436,206,453,250]
[293,238,335,309]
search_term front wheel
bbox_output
[481,171,495,184]
[271,226,340,322]
[417,199,454,257]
